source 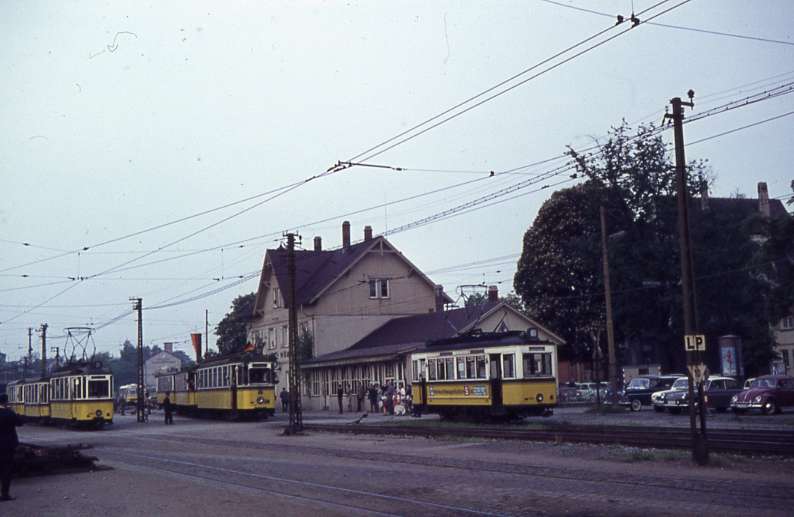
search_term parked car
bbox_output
[619,375,679,411]
[743,377,756,390]
[731,375,794,415]
[652,377,689,413]
[662,376,741,413]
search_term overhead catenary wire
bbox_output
[353,1,691,165]
[539,0,794,47]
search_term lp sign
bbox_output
[684,334,706,352]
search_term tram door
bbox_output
[489,354,503,407]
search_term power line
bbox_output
[540,0,794,47]
[688,109,794,146]
[354,1,691,165]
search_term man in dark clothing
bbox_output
[385,382,395,415]
[280,388,289,412]
[163,393,174,425]
[367,384,378,413]
[336,384,344,414]
[356,384,366,412]
[0,393,23,501]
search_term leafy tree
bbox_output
[515,121,781,374]
[464,292,487,308]
[215,292,256,355]
[297,326,314,363]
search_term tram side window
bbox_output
[443,358,455,380]
[412,360,419,382]
[427,359,437,381]
[523,352,553,377]
[223,367,230,387]
[89,379,110,399]
[456,357,465,380]
[465,357,476,379]
[503,354,515,378]
[476,356,487,379]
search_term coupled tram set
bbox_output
[411,331,559,419]
[5,362,114,428]
[155,353,277,420]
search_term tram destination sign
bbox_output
[684,334,706,352]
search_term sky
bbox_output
[1,0,793,361]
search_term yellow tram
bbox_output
[49,363,114,427]
[5,362,114,428]
[411,331,558,419]
[156,353,276,419]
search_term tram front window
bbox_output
[523,352,553,378]
[249,367,272,384]
[88,379,110,398]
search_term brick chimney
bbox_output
[487,285,499,302]
[313,236,322,251]
[164,342,173,353]
[758,182,770,218]
[434,284,445,312]
[364,225,373,242]
[342,221,351,249]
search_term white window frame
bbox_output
[368,278,391,299]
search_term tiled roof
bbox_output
[267,239,374,305]
[303,301,501,366]
[696,197,788,220]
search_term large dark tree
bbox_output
[215,292,256,355]
[514,122,783,375]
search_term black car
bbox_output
[663,376,742,413]
[620,375,680,411]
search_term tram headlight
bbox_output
[96,409,103,417]
[536,393,544,403]
[257,396,265,404]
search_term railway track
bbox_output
[303,422,794,456]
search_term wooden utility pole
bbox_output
[285,232,303,434]
[39,323,48,378]
[667,92,708,465]
[205,309,209,358]
[24,327,32,378]
[599,206,617,400]
[130,297,146,423]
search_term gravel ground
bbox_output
[6,412,794,516]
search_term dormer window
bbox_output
[368,278,390,299]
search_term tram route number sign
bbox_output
[684,334,706,352]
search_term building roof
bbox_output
[696,196,789,220]
[267,239,374,306]
[255,235,453,311]
[303,301,508,367]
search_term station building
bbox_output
[301,297,564,410]
[247,221,564,409]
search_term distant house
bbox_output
[143,343,185,391]
[248,221,452,395]
[618,181,791,377]
[302,291,565,410]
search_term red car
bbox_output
[730,375,794,415]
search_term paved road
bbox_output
[9,412,794,516]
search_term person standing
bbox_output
[336,383,344,414]
[356,383,366,412]
[280,388,289,413]
[163,393,174,425]
[367,384,378,413]
[385,381,395,416]
[0,393,23,501]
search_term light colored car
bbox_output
[653,377,689,413]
